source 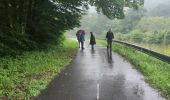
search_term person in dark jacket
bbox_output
[106,29,114,51]
[90,32,96,49]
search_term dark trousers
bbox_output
[80,41,84,49]
[107,40,112,52]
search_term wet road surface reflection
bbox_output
[34,45,165,100]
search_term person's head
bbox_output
[109,28,112,32]
[80,26,84,30]
[90,32,93,35]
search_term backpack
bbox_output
[79,32,85,41]
[106,32,114,40]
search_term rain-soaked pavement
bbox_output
[34,44,165,100]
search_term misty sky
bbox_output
[144,0,170,10]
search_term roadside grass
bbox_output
[0,39,78,100]
[97,40,170,99]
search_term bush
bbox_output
[127,29,145,43]
[144,32,164,44]
[165,31,170,45]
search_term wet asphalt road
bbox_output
[34,44,165,100]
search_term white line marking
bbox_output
[97,83,99,100]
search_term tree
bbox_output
[0,0,144,56]
[107,7,146,33]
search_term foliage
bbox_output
[76,7,146,38]
[81,14,108,35]
[136,17,170,32]
[0,0,143,56]
[98,40,170,99]
[0,39,77,99]
[127,29,145,42]
[116,17,170,45]
[92,0,144,19]
[109,8,146,33]
[0,0,83,56]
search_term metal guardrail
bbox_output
[97,38,170,64]
[113,40,170,64]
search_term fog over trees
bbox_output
[68,0,170,55]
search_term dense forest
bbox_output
[0,0,143,57]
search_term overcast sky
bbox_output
[144,0,170,10]
[88,0,170,13]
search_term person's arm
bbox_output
[106,32,108,40]
[76,30,80,36]
[112,32,114,39]
[90,35,92,41]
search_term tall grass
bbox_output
[98,40,170,99]
[0,39,78,100]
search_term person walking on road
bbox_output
[89,32,96,49]
[79,29,86,50]
[106,29,114,52]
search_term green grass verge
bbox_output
[0,39,78,100]
[97,40,170,99]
